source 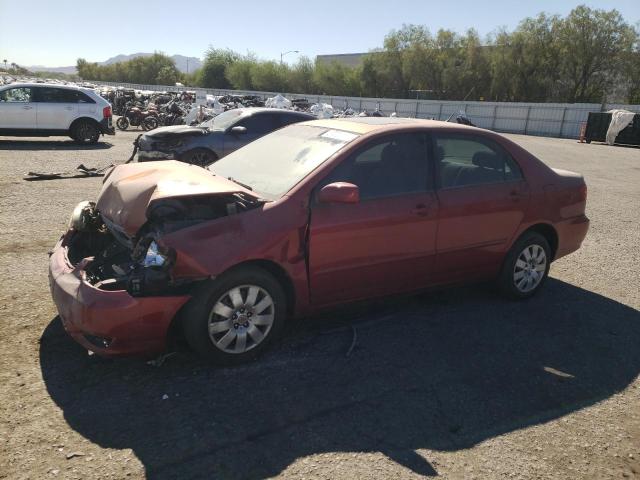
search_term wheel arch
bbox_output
[518,223,559,260]
[180,146,219,162]
[69,116,101,132]
[225,259,296,316]
[165,259,296,349]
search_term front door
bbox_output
[0,87,36,129]
[308,132,438,306]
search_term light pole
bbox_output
[280,50,299,64]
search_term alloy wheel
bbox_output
[513,244,547,293]
[208,285,275,354]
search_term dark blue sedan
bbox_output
[136,108,315,166]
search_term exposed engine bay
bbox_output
[67,193,263,297]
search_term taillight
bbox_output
[578,184,587,202]
[102,106,112,118]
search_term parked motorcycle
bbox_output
[116,106,159,131]
[157,101,186,126]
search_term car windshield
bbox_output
[208,124,360,199]
[199,109,244,130]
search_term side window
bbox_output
[319,132,430,200]
[75,91,96,103]
[0,88,32,102]
[34,87,68,103]
[239,114,278,135]
[279,113,306,127]
[34,88,95,103]
[434,135,522,188]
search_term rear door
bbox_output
[32,87,78,130]
[308,131,439,306]
[222,113,280,155]
[432,133,529,280]
[0,87,36,129]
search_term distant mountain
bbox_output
[28,53,202,75]
[28,65,77,75]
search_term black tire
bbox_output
[181,266,287,365]
[116,117,129,131]
[498,231,551,299]
[181,148,217,167]
[72,120,100,144]
[142,116,158,131]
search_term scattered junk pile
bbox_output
[584,109,640,147]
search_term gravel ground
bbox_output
[0,129,639,480]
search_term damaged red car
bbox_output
[49,118,589,364]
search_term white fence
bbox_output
[95,81,640,139]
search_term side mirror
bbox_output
[230,126,247,135]
[318,182,360,204]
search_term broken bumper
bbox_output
[48,232,190,357]
[137,149,176,162]
[99,118,116,136]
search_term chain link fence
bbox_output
[94,81,640,139]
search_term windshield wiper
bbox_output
[227,177,253,191]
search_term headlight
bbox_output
[69,201,98,231]
[141,241,169,267]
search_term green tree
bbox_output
[225,54,258,90]
[197,48,238,88]
[556,5,636,102]
[250,61,289,92]
[289,56,316,94]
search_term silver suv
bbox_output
[0,83,115,144]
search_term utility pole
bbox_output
[280,50,299,64]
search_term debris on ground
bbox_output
[65,452,85,460]
[24,164,114,181]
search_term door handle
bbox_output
[65,106,73,110]
[411,204,430,216]
[22,105,33,110]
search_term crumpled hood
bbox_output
[96,161,251,236]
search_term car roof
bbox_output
[0,82,96,93]
[240,107,314,117]
[300,117,481,135]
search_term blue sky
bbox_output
[0,0,638,67]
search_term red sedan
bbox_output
[49,118,589,364]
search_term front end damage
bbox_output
[49,163,264,356]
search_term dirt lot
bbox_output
[0,129,639,480]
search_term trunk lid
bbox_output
[96,161,253,236]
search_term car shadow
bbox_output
[0,139,113,150]
[40,279,640,479]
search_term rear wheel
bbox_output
[181,148,217,167]
[71,120,100,144]
[182,267,286,365]
[498,232,551,299]
[142,116,158,131]
[116,117,129,130]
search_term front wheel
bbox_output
[116,117,129,130]
[181,148,217,167]
[498,232,551,299]
[182,267,287,365]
